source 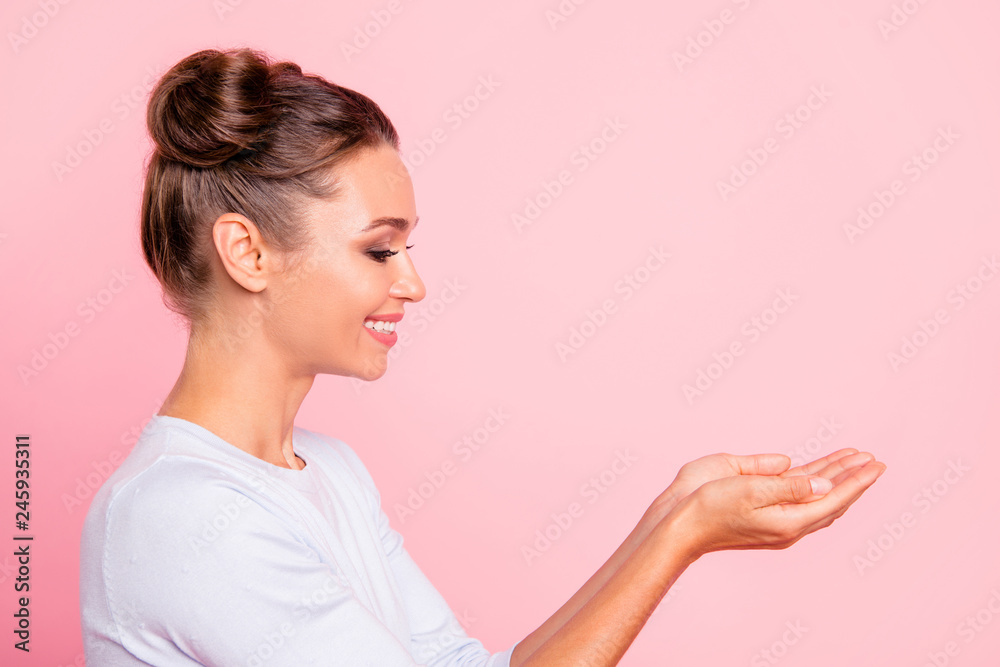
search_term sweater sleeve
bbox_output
[98,457,424,667]
[332,441,520,667]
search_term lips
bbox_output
[364,313,402,347]
[364,323,396,346]
[365,312,403,322]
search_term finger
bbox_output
[761,461,886,541]
[798,476,878,535]
[780,461,886,524]
[730,453,792,476]
[825,453,883,487]
[811,451,875,482]
[750,474,834,508]
[780,448,860,477]
[802,471,878,528]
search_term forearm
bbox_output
[509,491,684,666]
[512,507,695,666]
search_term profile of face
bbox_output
[259,143,426,382]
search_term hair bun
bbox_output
[147,48,281,168]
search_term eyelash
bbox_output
[368,244,415,264]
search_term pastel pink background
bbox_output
[3,1,999,665]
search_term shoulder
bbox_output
[79,435,303,646]
[81,425,303,578]
[83,454,280,579]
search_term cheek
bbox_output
[338,261,392,309]
[274,253,388,336]
[307,271,381,332]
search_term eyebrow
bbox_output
[359,215,419,233]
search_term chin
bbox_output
[356,355,390,382]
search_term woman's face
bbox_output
[267,143,426,381]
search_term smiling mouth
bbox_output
[364,319,397,334]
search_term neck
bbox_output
[158,322,314,470]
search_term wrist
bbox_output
[645,484,682,523]
[652,494,704,567]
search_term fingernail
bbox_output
[811,477,833,495]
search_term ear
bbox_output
[212,213,270,293]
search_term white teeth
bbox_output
[365,320,396,333]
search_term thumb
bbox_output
[755,475,832,507]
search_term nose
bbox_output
[389,251,426,303]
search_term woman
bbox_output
[79,47,886,666]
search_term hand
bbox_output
[666,455,886,558]
[649,448,871,517]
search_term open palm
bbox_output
[651,448,874,516]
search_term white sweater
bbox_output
[80,414,518,666]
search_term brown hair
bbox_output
[140,47,400,323]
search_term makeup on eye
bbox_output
[367,244,415,263]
